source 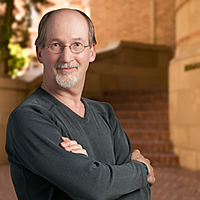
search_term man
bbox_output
[6,8,155,199]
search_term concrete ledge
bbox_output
[84,40,171,99]
[0,78,28,90]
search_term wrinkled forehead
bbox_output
[45,10,89,43]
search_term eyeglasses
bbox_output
[45,42,90,54]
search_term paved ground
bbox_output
[0,165,16,200]
[0,165,200,200]
[152,167,200,200]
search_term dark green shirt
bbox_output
[6,87,150,200]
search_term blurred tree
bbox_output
[0,0,52,78]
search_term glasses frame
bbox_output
[45,43,90,54]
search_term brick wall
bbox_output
[155,0,175,48]
[90,0,175,50]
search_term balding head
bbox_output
[35,8,97,48]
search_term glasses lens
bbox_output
[49,44,62,53]
[71,43,84,53]
[47,43,87,54]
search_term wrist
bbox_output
[142,163,149,175]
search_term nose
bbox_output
[60,46,74,63]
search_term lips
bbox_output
[56,63,79,70]
[58,67,75,73]
[56,66,75,70]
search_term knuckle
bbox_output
[72,140,77,145]
[135,149,140,154]
[65,147,70,151]
[145,158,150,164]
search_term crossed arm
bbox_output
[60,137,156,186]
[7,104,155,199]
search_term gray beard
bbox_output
[55,63,79,89]
[56,72,79,89]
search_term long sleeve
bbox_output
[104,103,151,199]
[6,103,149,200]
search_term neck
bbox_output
[41,81,85,117]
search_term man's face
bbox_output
[37,10,96,90]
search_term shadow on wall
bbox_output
[84,40,172,99]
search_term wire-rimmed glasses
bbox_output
[45,42,90,54]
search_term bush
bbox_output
[7,39,30,79]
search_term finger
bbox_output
[62,143,82,151]
[72,149,88,157]
[131,149,143,160]
[146,164,155,185]
[133,149,140,154]
[60,138,88,156]
[67,140,78,146]
[60,140,70,148]
[60,140,78,148]
[61,137,70,141]
[70,144,83,151]
[147,172,156,185]
[60,137,70,147]
[61,138,78,146]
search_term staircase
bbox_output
[104,90,179,167]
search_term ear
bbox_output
[89,44,96,63]
[36,46,43,64]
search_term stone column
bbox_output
[169,0,200,170]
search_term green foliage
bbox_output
[7,39,30,79]
[0,0,52,78]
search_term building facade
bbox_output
[0,0,200,170]
[169,0,200,170]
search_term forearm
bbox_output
[60,137,151,200]
[117,184,151,200]
[20,148,148,199]
[48,155,149,200]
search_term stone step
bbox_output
[115,111,168,121]
[106,96,168,104]
[125,129,169,141]
[104,92,168,104]
[112,102,168,111]
[120,120,169,130]
[104,90,179,167]
[131,140,174,154]
[143,153,179,167]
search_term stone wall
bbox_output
[84,41,171,99]
[0,76,42,164]
[169,0,200,170]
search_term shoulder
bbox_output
[10,87,56,120]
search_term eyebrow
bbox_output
[71,37,85,41]
[48,37,85,43]
[48,38,62,43]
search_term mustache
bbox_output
[56,63,79,69]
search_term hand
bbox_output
[60,137,88,157]
[131,149,155,185]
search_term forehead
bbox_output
[45,10,89,42]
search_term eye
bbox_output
[51,43,61,48]
[73,42,83,47]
